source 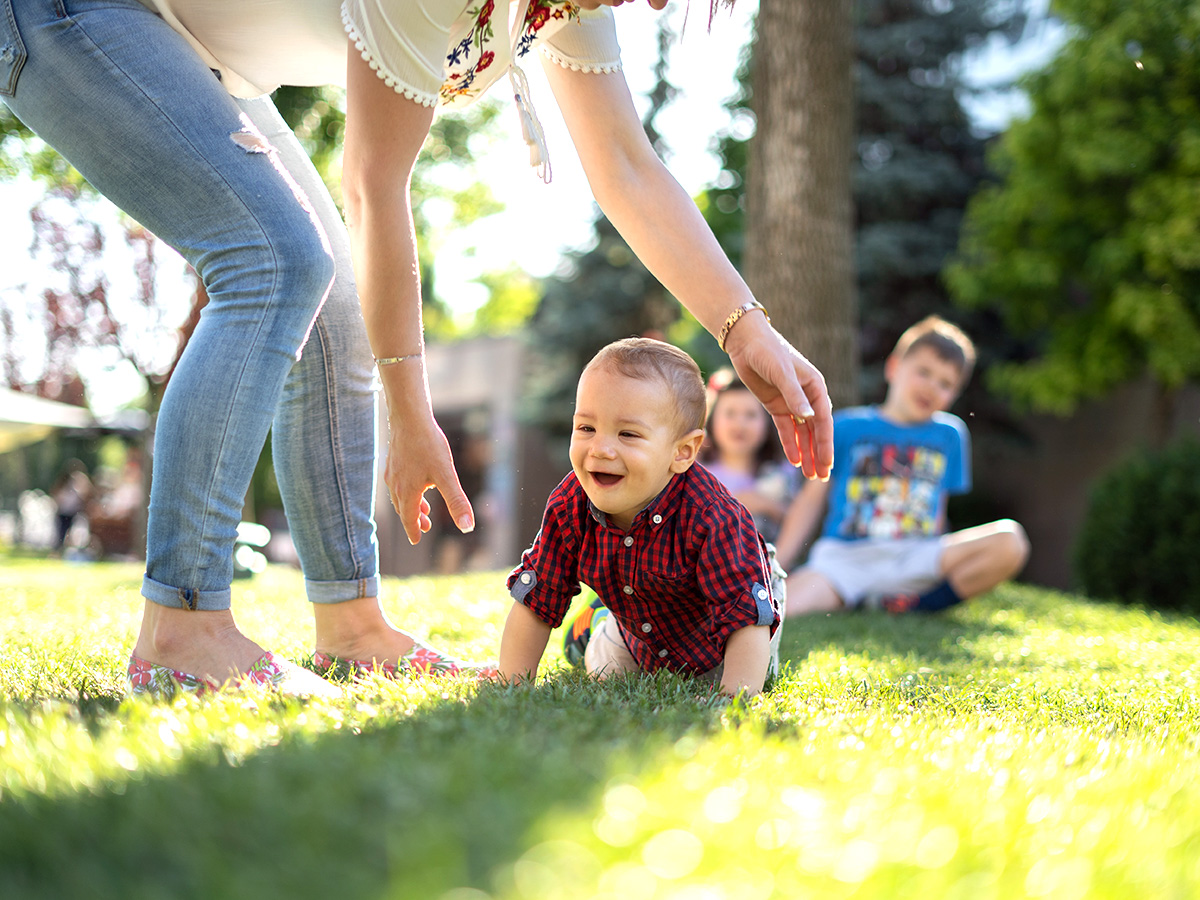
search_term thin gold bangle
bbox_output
[374,353,423,366]
[717,300,769,352]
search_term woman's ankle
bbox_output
[133,601,263,677]
[311,596,416,663]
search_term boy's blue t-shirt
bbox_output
[821,406,971,541]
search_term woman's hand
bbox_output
[382,408,474,546]
[542,52,834,481]
[723,312,834,481]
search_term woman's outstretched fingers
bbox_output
[724,316,834,480]
[384,416,475,545]
[434,460,476,536]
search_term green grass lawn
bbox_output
[2,552,1198,900]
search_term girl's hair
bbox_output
[700,368,780,466]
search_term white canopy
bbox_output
[0,387,93,453]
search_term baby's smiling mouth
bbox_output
[591,472,623,487]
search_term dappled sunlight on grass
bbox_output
[2,553,1200,898]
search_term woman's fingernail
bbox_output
[458,515,475,533]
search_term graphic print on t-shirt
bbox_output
[839,441,948,539]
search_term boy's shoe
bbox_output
[563,596,609,667]
[861,592,920,614]
[312,643,498,681]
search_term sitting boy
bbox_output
[498,337,783,697]
[774,316,1029,615]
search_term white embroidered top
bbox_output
[136,1,620,179]
[135,0,621,103]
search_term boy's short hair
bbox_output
[585,338,707,435]
[892,316,976,386]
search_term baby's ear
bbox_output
[672,429,706,473]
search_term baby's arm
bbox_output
[498,602,552,685]
[719,625,771,697]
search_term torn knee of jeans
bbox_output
[230,129,272,153]
[230,113,274,154]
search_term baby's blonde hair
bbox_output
[584,338,707,436]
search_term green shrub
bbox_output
[1074,438,1200,615]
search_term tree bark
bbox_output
[744,0,859,408]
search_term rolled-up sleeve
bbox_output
[694,503,781,647]
[505,475,583,627]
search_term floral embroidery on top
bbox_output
[516,0,577,56]
[440,0,581,105]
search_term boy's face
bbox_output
[882,345,963,423]
[571,365,704,532]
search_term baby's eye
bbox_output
[620,431,641,439]
[575,423,594,433]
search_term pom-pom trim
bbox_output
[342,7,439,107]
[539,46,623,75]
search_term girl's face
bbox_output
[710,389,770,459]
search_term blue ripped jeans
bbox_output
[1,0,380,609]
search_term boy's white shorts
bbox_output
[805,536,946,608]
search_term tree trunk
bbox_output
[744,0,859,408]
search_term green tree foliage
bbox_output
[469,267,541,336]
[1074,438,1200,616]
[702,0,1024,400]
[946,0,1200,414]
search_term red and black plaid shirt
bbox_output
[507,464,779,675]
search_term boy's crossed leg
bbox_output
[786,518,1029,616]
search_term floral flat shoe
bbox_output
[313,643,498,681]
[126,651,341,700]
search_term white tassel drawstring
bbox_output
[509,64,551,183]
[507,0,552,183]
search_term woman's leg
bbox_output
[234,99,428,665]
[4,0,336,681]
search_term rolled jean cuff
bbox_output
[307,576,378,604]
[142,574,232,611]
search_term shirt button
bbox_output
[652,514,662,524]
[641,622,652,633]
[757,588,768,600]
[658,649,668,658]
[520,573,532,584]
[623,536,634,547]
[623,585,633,595]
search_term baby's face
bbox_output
[570,366,689,531]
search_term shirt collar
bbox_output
[585,471,688,531]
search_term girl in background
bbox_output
[701,369,799,543]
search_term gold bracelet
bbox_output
[717,300,769,352]
[374,353,423,366]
